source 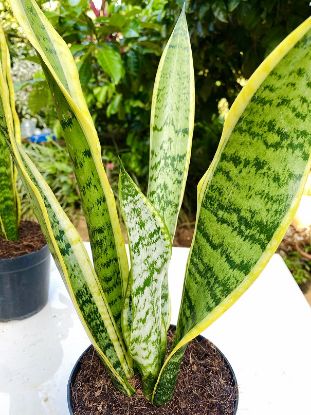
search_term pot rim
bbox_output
[67,326,239,414]
[0,243,49,272]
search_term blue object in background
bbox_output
[27,133,57,144]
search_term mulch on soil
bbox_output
[0,221,46,259]
[70,331,238,415]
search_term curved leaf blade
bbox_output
[119,167,172,397]
[43,63,127,324]
[0,29,134,395]
[9,0,129,326]
[17,147,134,395]
[153,18,311,405]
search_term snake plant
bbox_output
[3,0,311,405]
[0,25,20,242]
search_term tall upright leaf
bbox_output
[0,26,19,240]
[147,7,195,331]
[0,29,134,395]
[119,167,172,397]
[0,100,18,240]
[153,18,311,405]
[148,7,195,238]
[9,0,128,326]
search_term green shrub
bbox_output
[5,0,311,217]
[18,141,80,220]
[283,251,311,286]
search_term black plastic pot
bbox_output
[67,328,239,414]
[0,244,50,321]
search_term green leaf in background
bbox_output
[119,167,171,398]
[212,1,228,23]
[27,80,52,114]
[107,92,122,117]
[78,49,93,87]
[9,0,129,330]
[153,17,311,405]
[228,0,241,13]
[19,141,80,219]
[96,44,125,84]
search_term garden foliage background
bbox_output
[0,0,310,286]
[1,0,309,216]
[0,0,311,286]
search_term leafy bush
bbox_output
[5,0,311,217]
[278,226,311,286]
[283,251,311,286]
[18,141,80,220]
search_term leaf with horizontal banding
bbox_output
[9,0,128,327]
[0,95,18,240]
[153,18,311,405]
[42,63,128,325]
[16,148,134,395]
[119,166,172,398]
[4,28,22,228]
[147,7,195,332]
[0,26,19,240]
[0,29,134,396]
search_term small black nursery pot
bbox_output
[0,244,50,321]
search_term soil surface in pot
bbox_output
[0,221,46,259]
[70,331,238,415]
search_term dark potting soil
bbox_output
[70,332,238,415]
[0,221,46,259]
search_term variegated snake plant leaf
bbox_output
[147,6,195,333]
[119,166,172,397]
[9,0,129,329]
[5,0,311,406]
[0,26,19,240]
[2,4,134,396]
[153,17,311,405]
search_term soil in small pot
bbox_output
[0,221,46,259]
[70,330,238,415]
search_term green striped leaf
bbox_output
[0,26,19,240]
[42,63,127,325]
[147,7,195,332]
[0,29,134,396]
[148,7,194,238]
[17,148,134,395]
[0,100,18,240]
[9,0,128,327]
[119,167,172,398]
[153,18,311,405]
